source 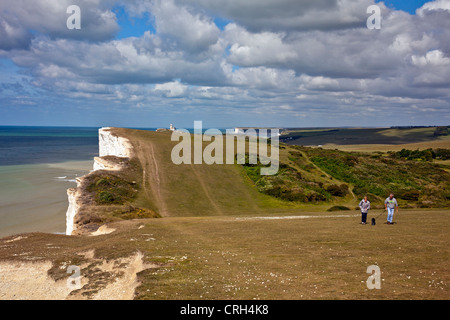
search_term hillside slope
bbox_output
[113,128,271,217]
[103,128,450,220]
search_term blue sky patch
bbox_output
[113,5,155,39]
[376,0,432,14]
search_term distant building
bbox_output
[170,124,176,131]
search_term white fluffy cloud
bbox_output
[154,81,188,97]
[150,0,220,53]
[0,0,119,48]
[1,0,449,126]
[418,0,450,13]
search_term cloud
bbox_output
[411,50,450,67]
[417,0,450,13]
[179,0,378,32]
[150,0,220,53]
[1,0,450,127]
[224,24,297,68]
[154,81,188,97]
[0,0,120,47]
[0,13,32,50]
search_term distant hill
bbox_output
[280,126,450,147]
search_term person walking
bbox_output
[384,193,399,224]
[359,196,371,224]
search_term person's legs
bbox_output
[362,212,367,224]
[387,208,394,223]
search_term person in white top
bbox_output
[359,196,371,225]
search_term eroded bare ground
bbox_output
[0,220,159,300]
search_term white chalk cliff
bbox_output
[65,178,82,236]
[98,127,133,158]
[65,127,133,235]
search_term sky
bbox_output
[0,0,449,128]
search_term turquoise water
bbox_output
[0,127,99,237]
[0,126,174,237]
[0,161,93,237]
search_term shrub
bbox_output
[389,148,441,161]
[307,191,327,202]
[87,174,138,205]
[399,190,420,201]
[326,184,349,197]
[435,148,450,160]
[327,206,351,212]
[98,191,115,203]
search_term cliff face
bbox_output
[65,180,82,236]
[98,127,133,158]
[65,127,133,235]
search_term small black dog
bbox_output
[371,218,376,225]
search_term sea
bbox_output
[0,125,248,238]
[0,126,100,238]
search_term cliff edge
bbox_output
[65,127,136,235]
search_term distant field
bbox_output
[281,127,450,148]
[321,140,450,153]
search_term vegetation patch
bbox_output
[389,148,450,161]
[302,146,450,207]
[241,153,331,203]
[240,142,450,208]
[87,175,137,205]
[72,157,160,232]
[327,205,351,212]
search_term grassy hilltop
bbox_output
[0,127,449,300]
[74,127,450,231]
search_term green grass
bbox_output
[1,209,448,300]
[114,128,307,217]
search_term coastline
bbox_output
[65,127,134,235]
[0,160,93,238]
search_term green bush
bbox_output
[98,191,115,203]
[326,184,349,197]
[327,206,351,212]
[87,174,138,205]
[399,190,420,201]
[435,148,450,160]
[388,148,450,161]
